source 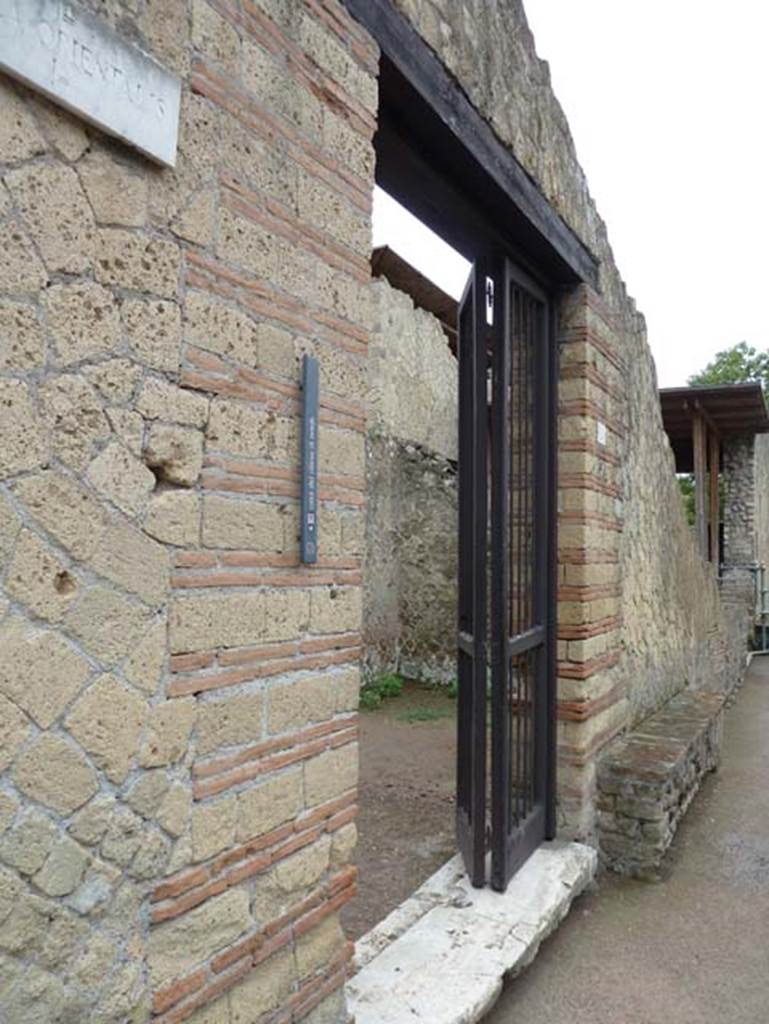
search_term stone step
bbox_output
[347,841,596,1024]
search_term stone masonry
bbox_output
[364,277,458,684]
[0,0,759,1021]
[0,1,373,1021]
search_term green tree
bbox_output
[688,341,769,390]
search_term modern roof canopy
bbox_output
[660,382,769,474]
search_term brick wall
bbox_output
[0,1,375,1021]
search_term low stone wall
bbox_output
[364,278,458,684]
[597,692,724,876]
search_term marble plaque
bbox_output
[0,0,181,166]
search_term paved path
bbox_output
[485,657,769,1024]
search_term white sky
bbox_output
[373,1,769,386]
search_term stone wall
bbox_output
[0,1,373,1021]
[364,278,458,683]
[393,0,750,840]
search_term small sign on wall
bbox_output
[301,355,319,564]
[0,0,181,167]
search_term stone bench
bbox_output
[596,691,725,877]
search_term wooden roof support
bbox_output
[692,410,708,560]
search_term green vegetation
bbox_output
[688,341,769,391]
[359,672,405,710]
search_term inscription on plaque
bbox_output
[0,0,181,166]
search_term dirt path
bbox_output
[484,657,769,1024]
[341,682,457,941]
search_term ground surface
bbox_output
[341,682,457,940]
[485,657,769,1024]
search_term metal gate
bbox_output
[456,255,556,891]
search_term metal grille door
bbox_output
[490,260,555,890]
[456,255,555,890]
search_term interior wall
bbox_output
[364,277,458,684]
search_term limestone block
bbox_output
[39,374,109,471]
[217,207,277,279]
[341,509,364,555]
[129,829,171,880]
[267,674,337,735]
[207,399,297,461]
[126,771,171,819]
[262,589,310,642]
[196,690,265,756]
[28,93,89,160]
[303,743,358,808]
[148,887,251,987]
[0,615,91,729]
[0,793,18,835]
[0,79,46,161]
[45,282,120,366]
[138,0,191,76]
[295,914,345,979]
[236,768,303,842]
[184,290,259,367]
[192,0,241,72]
[6,160,96,270]
[106,408,144,457]
[124,618,166,695]
[330,822,357,868]
[191,795,237,862]
[156,782,191,839]
[66,675,148,784]
[0,300,45,370]
[139,698,196,767]
[185,997,229,1024]
[13,734,98,815]
[0,220,48,293]
[145,490,201,547]
[0,693,31,773]
[122,299,182,372]
[12,470,109,561]
[78,148,148,227]
[334,667,360,714]
[166,834,192,874]
[310,587,361,634]
[202,495,285,550]
[228,949,295,1024]
[64,585,154,666]
[96,229,180,298]
[5,529,80,624]
[87,440,156,518]
[0,809,57,877]
[70,932,118,990]
[0,380,47,478]
[84,358,143,405]
[33,836,89,897]
[137,377,209,428]
[100,806,143,867]
[90,521,170,606]
[256,322,295,379]
[171,188,216,247]
[319,426,364,477]
[169,592,266,653]
[274,836,331,895]
[68,796,117,847]
[0,493,21,564]
[144,423,204,486]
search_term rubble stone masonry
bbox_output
[0,1,373,1020]
[0,0,754,1021]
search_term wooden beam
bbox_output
[692,411,708,559]
[343,0,600,288]
[709,431,720,563]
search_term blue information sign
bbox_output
[301,355,319,564]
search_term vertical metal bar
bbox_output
[491,251,510,891]
[300,355,319,565]
[544,296,558,839]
